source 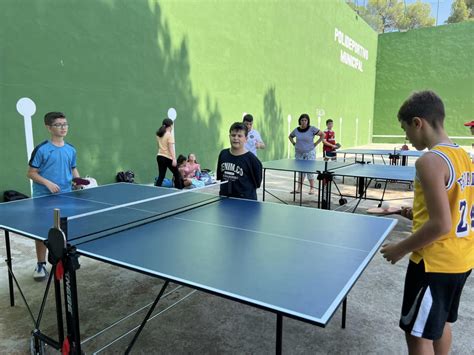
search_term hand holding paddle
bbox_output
[367,206,401,216]
[73,177,90,187]
[367,204,413,219]
[400,206,413,220]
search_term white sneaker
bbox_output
[33,262,49,282]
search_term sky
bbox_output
[404,0,454,25]
[351,0,455,26]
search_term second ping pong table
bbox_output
[1,183,397,354]
[262,159,415,209]
[337,148,424,166]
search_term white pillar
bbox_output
[287,114,292,159]
[16,97,37,195]
[339,117,343,145]
[368,119,372,144]
[355,117,359,147]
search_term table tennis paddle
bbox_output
[73,177,90,186]
[45,209,66,265]
[335,143,341,149]
[47,227,66,263]
[366,206,401,216]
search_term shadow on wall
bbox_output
[5,0,222,186]
[259,86,286,161]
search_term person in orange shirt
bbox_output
[155,118,183,189]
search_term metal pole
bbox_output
[5,230,14,306]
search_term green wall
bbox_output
[373,22,474,143]
[0,0,378,195]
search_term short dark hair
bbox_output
[177,154,187,166]
[243,114,254,123]
[326,119,333,125]
[229,122,248,137]
[156,118,174,137]
[298,113,310,126]
[44,112,66,126]
[398,90,445,128]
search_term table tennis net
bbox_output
[320,161,356,172]
[64,186,221,244]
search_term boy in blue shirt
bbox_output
[27,112,81,281]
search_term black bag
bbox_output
[116,170,135,183]
[3,190,29,202]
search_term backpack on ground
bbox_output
[3,190,29,202]
[116,170,135,183]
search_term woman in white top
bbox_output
[155,118,183,188]
[288,113,324,194]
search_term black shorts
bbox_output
[399,260,471,340]
[324,151,337,158]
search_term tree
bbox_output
[398,0,435,30]
[347,1,385,31]
[446,0,470,23]
[367,0,405,33]
[346,0,435,33]
[467,0,474,18]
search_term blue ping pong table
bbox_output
[337,148,424,166]
[318,161,416,211]
[1,183,397,353]
[263,159,415,209]
[262,159,346,206]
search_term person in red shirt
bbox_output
[322,119,339,161]
[464,120,474,135]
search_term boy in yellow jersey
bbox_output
[381,91,473,355]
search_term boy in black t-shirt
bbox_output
[217,122,263,200]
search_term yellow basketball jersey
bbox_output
[410,143,474,273]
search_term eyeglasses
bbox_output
[50,123,69,128]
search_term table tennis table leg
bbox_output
[357,177,365,199]
[378,181,389,207]
[342,298,347,329]
[317,172,333,210]
[300,174,303,206]
[276,313,283,355]
[63,250,82,354]
[125,280,170,355]
[293,172,296,203]
[263,169,266,201]
[54,273,65,346]
[325,177,332,210]
[4,230,15,306]
[350,178,373,213]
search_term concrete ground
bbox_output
[1,145,473,354]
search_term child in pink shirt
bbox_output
[185,153,201,178]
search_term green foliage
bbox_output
[467,0,474,17]
[446,0,471,23]
[346,0,435,32]
[398,1,435,30]
[367,0,405,33]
